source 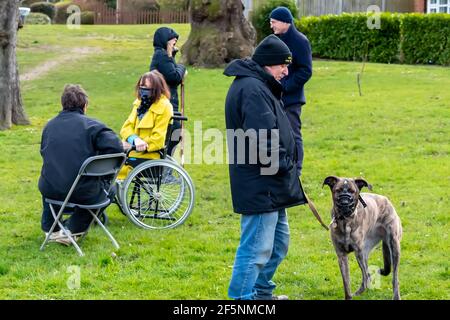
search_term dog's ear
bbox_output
[354,178,373,191]
[323,176,339,190]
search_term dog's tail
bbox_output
[380,241,391,276]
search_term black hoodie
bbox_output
[150,27,186,111]
[224,58,307,214]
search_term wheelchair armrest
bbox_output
[172,111,188,121]
[172,115,188,121]
[125,145,137,157]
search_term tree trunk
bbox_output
[0,0,29,130]
[181,0,256,68]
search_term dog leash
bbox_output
[304,192,329,231]
[180,80,185,167]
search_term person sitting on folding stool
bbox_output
[38,84,124,245]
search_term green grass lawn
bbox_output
[0,24,448,300]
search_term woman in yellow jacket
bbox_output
[118,70,173,180]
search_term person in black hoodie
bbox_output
[270,6,313,177]
[38,84,123,244]
[224,35,307,300]
[150,27,186,156]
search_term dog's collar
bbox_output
[359,195,367,208]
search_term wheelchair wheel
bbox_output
[120,159,195,229]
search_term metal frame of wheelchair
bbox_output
[114,113,195,230]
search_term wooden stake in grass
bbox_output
[357,61,366,97]
[357,42,369,97]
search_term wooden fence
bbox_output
[89,3,189,24]
[298,0,416,16]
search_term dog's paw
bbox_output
[379,268,390,276]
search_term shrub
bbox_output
[104,0,115,9]
[80,11,94,24]
[297,13,401,64]
[401,13,450,66]
[54,1,73,24]
[295,12,449,66]
[251,0,298,42]
[25,12,51,25]
[55,2,96,25]
[30,2,56,20]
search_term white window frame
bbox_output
[428,0,450,13]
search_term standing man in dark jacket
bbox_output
[224,35,307,300]
[270,6,313,176]
[39,84,123,243]
[150,27,186,155]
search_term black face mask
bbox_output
[137,87,155,118]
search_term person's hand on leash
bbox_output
[134,137,148,152]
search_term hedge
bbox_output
[292,13,450,66]
[30,2,56,20]
[25,12,51,25]
[401,13,450,66]
[80,11,94,25]
[297,13,401,64]
[54,1,75,24]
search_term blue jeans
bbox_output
[228,209,290,300]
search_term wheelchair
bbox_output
[114,113,195,230]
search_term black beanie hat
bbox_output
[252,35,292,66]
[270,6,294,24]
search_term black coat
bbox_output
[278,24,313,107]
[38,110,123,204]
[224,59,307,214]
[150,27,186,111]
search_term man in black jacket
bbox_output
[150,27,186,156]
[270,6,313,176]
[39,84,123,242]
[224,35,307,300]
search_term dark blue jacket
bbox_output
[38,110,123,203]
[150,27,186,111]
[224,59,307,214]
[278,24,312,107]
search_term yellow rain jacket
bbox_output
[118,96,173,179]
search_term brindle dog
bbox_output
[323,176,402,300]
